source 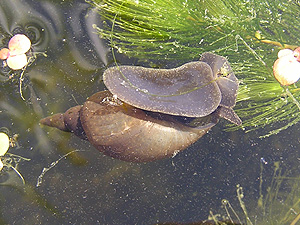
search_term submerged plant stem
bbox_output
[284,86,300,111]
[36,150,84,187]
[290,213,300,225]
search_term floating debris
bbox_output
[0,34,31,70]
[0,128,30,185]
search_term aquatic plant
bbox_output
[0,34,32,71]
[89,0,300,136]
[0,127,30,185]
[214,162,300,225]
[0,33,47,100]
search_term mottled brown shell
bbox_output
[80,91,215,162]
[40,91,217,162]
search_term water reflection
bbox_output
[0,0,107,150]
[0,0,299,224]
[0,0,62,51]
[0,1,110,223]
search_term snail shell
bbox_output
[40,91,218,162]
[40,52,241,162]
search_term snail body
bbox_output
[40,52,241,162]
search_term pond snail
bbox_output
[40,52,241,162]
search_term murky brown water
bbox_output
[0,0,299,224]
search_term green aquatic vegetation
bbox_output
[90,0,300,136]
[210,162,300,225]
[256,162,300,225]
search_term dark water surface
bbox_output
[0,0,299,224]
